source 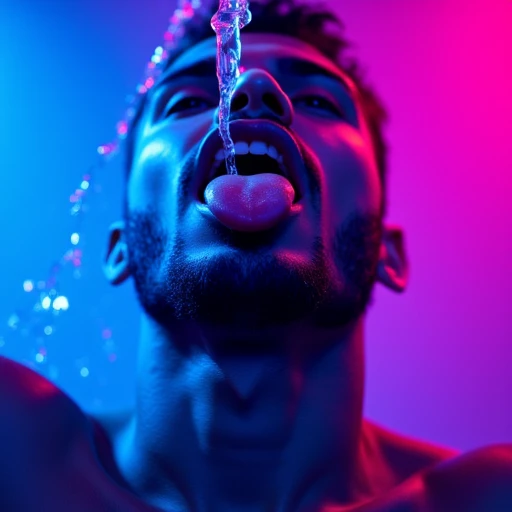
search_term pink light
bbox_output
[102,329,112,340]
[183,4,194,17]
[117,121,128,136]
[98,144,116,155]
[144,77,155,89]
[108,353,117,363]
[97,143,116,156]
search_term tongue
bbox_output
[204,173,295,232]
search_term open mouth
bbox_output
[196,120,306,205]
[205,146,301,202]
[212,152,286,180]
[200,152,302,204]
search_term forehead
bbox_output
[168,32,355,90]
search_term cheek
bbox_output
[296,120,382,224]
[128,138,176,214]
[128,117,214,213]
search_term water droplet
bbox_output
[23,280,34,292]
[211,1,251,177]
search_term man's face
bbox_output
[123,33,383,331]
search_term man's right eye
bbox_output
[164,97,213,117]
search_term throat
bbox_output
[128,317,366,511]
[205,331,289,401]
[214,352,286,401]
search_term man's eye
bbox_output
[294,95,343,117]
[165,97,212,116]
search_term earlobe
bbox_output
[376,225,409,293]
[103,221,130,286]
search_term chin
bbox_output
[126,209,382,332]
[161,235,330,328]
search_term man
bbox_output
[1,0,511,510]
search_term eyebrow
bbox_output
[154,56,351,92]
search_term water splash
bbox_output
[211,1,252,175]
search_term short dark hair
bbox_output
[124,0,389,210]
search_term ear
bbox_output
[376,224,409,293]
[103,221,130,286]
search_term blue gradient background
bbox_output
[1,0,511,452]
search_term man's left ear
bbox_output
[103,221,130,286]
[376,224,409,293]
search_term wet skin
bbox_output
[1,33,512,512]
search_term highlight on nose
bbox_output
[229,69,293,124]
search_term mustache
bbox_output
[177,116,322,214]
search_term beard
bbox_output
[125,208,382,331]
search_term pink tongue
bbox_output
[204,173,295,232]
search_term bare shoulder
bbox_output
[0,356,90,472]
[0,355,86,420]
[362,419,459,482]
[361,420,512,510]
[352,421,512,511]
[422,443,512,511]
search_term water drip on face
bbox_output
[210,1,252,176]
[208,4,300,232]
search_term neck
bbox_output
[116,314,367,512]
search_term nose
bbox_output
[228,69,293,126]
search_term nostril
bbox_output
[231,93,248,112]
[263,93,284,116]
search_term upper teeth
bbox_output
[214,140,284,165]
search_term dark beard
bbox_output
[125,209,382,331]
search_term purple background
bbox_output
[1,0,511,452]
